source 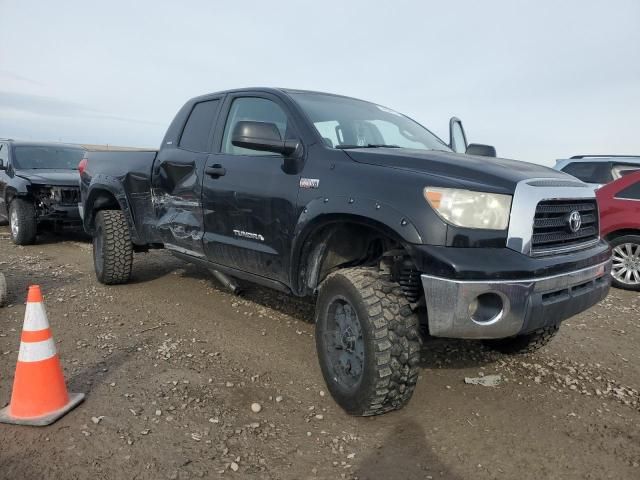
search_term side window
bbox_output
[221,97,288,155]
[615,181,640,201]
[561,162,613,184]
[179,100,220,152]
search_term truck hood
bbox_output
[15,169,80,187]
[344,148,572,193]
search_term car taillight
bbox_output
[78,158,88,175]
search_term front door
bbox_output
[151,98,222,257]
[201,94,301,283]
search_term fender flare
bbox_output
[4,186,26,206]
[84,176,140,242]
[289,196,423,294]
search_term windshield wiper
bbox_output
[335,144,401,149]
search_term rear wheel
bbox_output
[9,199,37,245]
[609,235,640,291]
[93,210,133,284]
[315,267,422,416]
[483,325,559,354]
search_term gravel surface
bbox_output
[0,226,638,479]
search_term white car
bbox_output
[554,155,640,188]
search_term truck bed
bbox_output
[81,149,159,244]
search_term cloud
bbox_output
[0,70,44,87]
[0,91,164,126]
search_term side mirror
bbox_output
[449,117,468,153]
[231,121,299,156]
[466,143,497,157]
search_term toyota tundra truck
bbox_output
[79,88,612,416]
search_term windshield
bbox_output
[290,92,451,152]
[13,146,85,170]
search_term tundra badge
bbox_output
[300,178,320,189]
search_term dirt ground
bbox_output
[0,226,638,480]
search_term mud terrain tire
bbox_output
[483,325,559,354]
[93,210,133,285]
[315,267,422,416]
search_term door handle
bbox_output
[205,165,226,177]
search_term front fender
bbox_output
[294,196,423,244]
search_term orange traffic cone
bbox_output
[0,285,84,426]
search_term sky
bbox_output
[1,0,639,166]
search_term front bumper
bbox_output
[37,204,82,227]
[421,259,611,339]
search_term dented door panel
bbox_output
[151,149,209,256]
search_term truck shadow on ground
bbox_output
[355,419,462,480]
[420,338,502,370]
[129,251,317,319]
[128,252,502,370]
[34,230,91,246]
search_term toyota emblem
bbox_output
[567,210,582,233]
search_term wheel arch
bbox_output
[83,184,141,242]
[291,212,416,296]
[604,228,640,241]
[5,186,29,206]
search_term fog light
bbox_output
[468,293,503,325]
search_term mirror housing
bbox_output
[231,121,299,156]
[449,117,468,153]
[466,143,497,157]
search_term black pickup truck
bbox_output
[80,88,611,416]
[0,140,85,244]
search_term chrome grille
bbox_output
[531,199,599,255]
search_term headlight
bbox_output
[423,187,512,230]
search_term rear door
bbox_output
[151,97,222,257]
[201,93,301,283]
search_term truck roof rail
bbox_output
[570,154,640,159]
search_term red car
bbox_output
[597,170,640,290]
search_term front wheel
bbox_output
[315,267,422,416]
[93,210,133,285]
[9,199,37,245]
[610,235,640,291]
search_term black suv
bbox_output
[0,140,85,245]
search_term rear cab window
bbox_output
[179,100,221,152]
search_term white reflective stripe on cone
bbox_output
[23,302,50,332]
[18,338,57,362]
